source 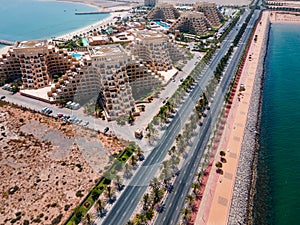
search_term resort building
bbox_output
[110,32,135,44]
[170,11,212,35]
[128,30,185,72]
[88,35,110,46]
[144,0,157,7]
[0,40,74,89]
[0,49,22,84]
[146,3,181,21]
[193,2,224,27]
[49,44,162,120]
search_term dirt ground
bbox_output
[0,102,127,225]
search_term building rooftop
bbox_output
[134,30,167,41]
[88,44,127,57]
[181,11,205,19]
[16,40,48,49]
[194,2,216,7]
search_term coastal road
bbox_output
[97,8,253,225]
[154,9,262,225]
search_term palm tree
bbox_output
[82,213,92,225]
[126,221,134,225]
[176,134,185,154]
[150,177,160,190]
[220,150,226,158]
[191,182,200,196]
[185,194,195,208]
[145,208,154,221]
[96,199,105,214]
[135,213,147,225]
[105,186,115,201]
[142,193,151,210]
[131,155,137,166]
[181,207,192,223]
[115,175,123,191]
[215,161,222,169]
[152,187,164,205]
[195,172,202,183]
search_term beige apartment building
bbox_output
[49,44,162,120]
[0,40,74,89]
[147,3,180,21]
[128,30,185,72]
[0,49,21,84]
[193,2,224,27]
[170,11,212,35]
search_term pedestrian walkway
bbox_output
[195,11,269,225]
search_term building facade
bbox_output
[128,30,185,71]
[49,44,162,120]
[147,3,180,21]
[0,40,74,89]
[170,11,211,35]
[193,2,224,27]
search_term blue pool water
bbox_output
[82,38,89,47]
[72,53,82,59]
[155,21,170,29]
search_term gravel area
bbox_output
[227,15,270,225]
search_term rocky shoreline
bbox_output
[227,14,270,225]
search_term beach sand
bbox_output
[194,11,270,225]
[49,0,136,40]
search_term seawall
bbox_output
[227,11,270,225]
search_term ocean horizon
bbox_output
[253,23,300,225]
[0,0,110,48]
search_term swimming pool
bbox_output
[82,37,89,46]
[155,21,170,29]
[72,53,82,59]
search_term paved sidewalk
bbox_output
[195,12,269,225]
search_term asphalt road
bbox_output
[98,8,257,225]
[154,9,262,225]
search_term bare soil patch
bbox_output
[0,102,126,225]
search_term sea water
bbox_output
[253,23,300,225]
[0,0,110,43]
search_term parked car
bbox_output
[104,127,109,133]
[0,96,6,100]
[41,107,48,113]
[57,113,64,118]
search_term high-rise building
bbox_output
[128,30,185,71]
[193,2,224,27]
[0,40,74,89]
[147,3,180,21]
[49,44,162,120]
[170,11,211,35]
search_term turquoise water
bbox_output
[72,53,82,59]
[0,0,109,42]
[82,37,89,46]
[154,21,170,28]
[253,23,300,225]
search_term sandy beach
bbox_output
[48,0,135,40]
[194,11,270,225]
